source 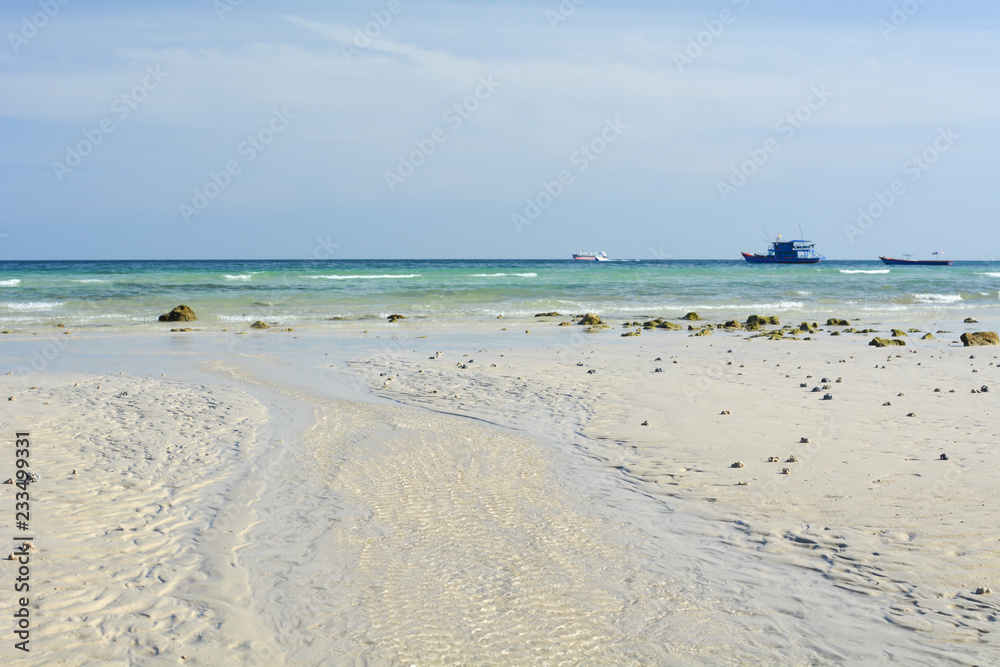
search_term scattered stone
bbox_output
[558,321,571,326]
[641,420,650,426]
[800,383,808,388]
[621,329,641,337]
[826,318,850,326]
[681,312,701,321]
[250,321,269,329]
[158,305,197,322]
[7,396,14,401]
[907,412,917,417]
[964,317,979,323]
[897,392,905,397]
[534,312,560,317]
[654,368,663,373]
[768,456,780,463]
[870,337,905,347]
[781,468,791,475]
[891,329,907,337]
[587,369,596,374]
[883,401,891,406]
[940,453,949,460]
[934,388,942,392]
[974,586,992,595]
[822,393,833,400]
[736,481,749,486]
[387,314,407,322]
[961,332,999,347]
[656,321,683,331]
[812,387,821,392]
[731,461,745,469]
[692,328,712,337]
[786,455,799,463]
[982,385,990,393]
[578,313,604,325]
[799,437,809,444]
[720,410,730,415]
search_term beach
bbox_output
[1,307,998,664]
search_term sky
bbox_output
[1,0,998,260]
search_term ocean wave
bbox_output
[978,272,1000,278]
[71,279,109,283]
[223,274,254,281]
[0,279,21,286]
[306,274,421,280]
[912,293,963,304]
[840,269,890,274]
[1,301,64,311]
[471,273,538,278]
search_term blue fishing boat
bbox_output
[742,236,824,264]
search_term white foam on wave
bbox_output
[2,301,64,311]
[71,279,109,283]
[840,269,890,274]
[471,273,538,278]
[0,278,21,286]
[912,293,963,304]
[978,272,1000,278]
[224,274,254,281]
[306,274,421,280]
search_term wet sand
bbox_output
[1,315,998,664]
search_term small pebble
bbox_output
[974,586,992,595]
[799,437,810,444]
[720,410,730,415]
[786,455,799,463]
[731,461,744,469]
[781,468,791,475]
[822,393,833,400]
[640,420,650,426]
[940,453,948,460]
[907,412,917,417]
[768,456,780,463]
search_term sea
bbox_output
[1,258,999,327]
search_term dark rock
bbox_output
[656,321,683,331]
[578,313,604,325]
[960,332,999,347]
[681,312,701,321]
[534,312,560,317]
[891,329,907,337]
[826,318,849,326]
[964,317,978,323]
[158,305,196,322]
[387,314,407,322]
[250,321,269,329]
[869,337,905,347]
[922,333,935,340]
[745,315,780,327]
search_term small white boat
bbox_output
[573,251,608,261]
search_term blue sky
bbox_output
[1,0,998,260]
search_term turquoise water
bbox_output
[1,259,998,327]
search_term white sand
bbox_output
[1,318,998,664]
